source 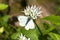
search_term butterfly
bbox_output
[17,16,35,30]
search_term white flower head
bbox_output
[19,33,30,40]
[22,5,42,19]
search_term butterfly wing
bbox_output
[17,16,28,27]
[25,19,35,30]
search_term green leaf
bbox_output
[0,27,4,34]
[20,26,41,40]
[11,33,20,39]
[35,19,54,35]
[1,15,9,26]
[43,15,60,26]
[2,15,9,23]
[11,28,21,39]
[0,4,8,10]
[43,22,54,34]
[48,32,60,40]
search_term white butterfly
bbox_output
[17,16,35,30]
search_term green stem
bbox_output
[33,19,43,35]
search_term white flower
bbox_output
[19,33,30,40]
[23,6,31,15]
[22,5,42,19]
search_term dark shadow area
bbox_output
[20,0,27,8]
[8,16,18,26]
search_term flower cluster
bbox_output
[19,33,30,40]
[22,5,42,19]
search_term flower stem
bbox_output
[33,19,43,35]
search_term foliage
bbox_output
[0,2,60,40]
[0,27,4,34]
[0,4,8,10]
[48,32,60,40]
[43,15,60,26]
